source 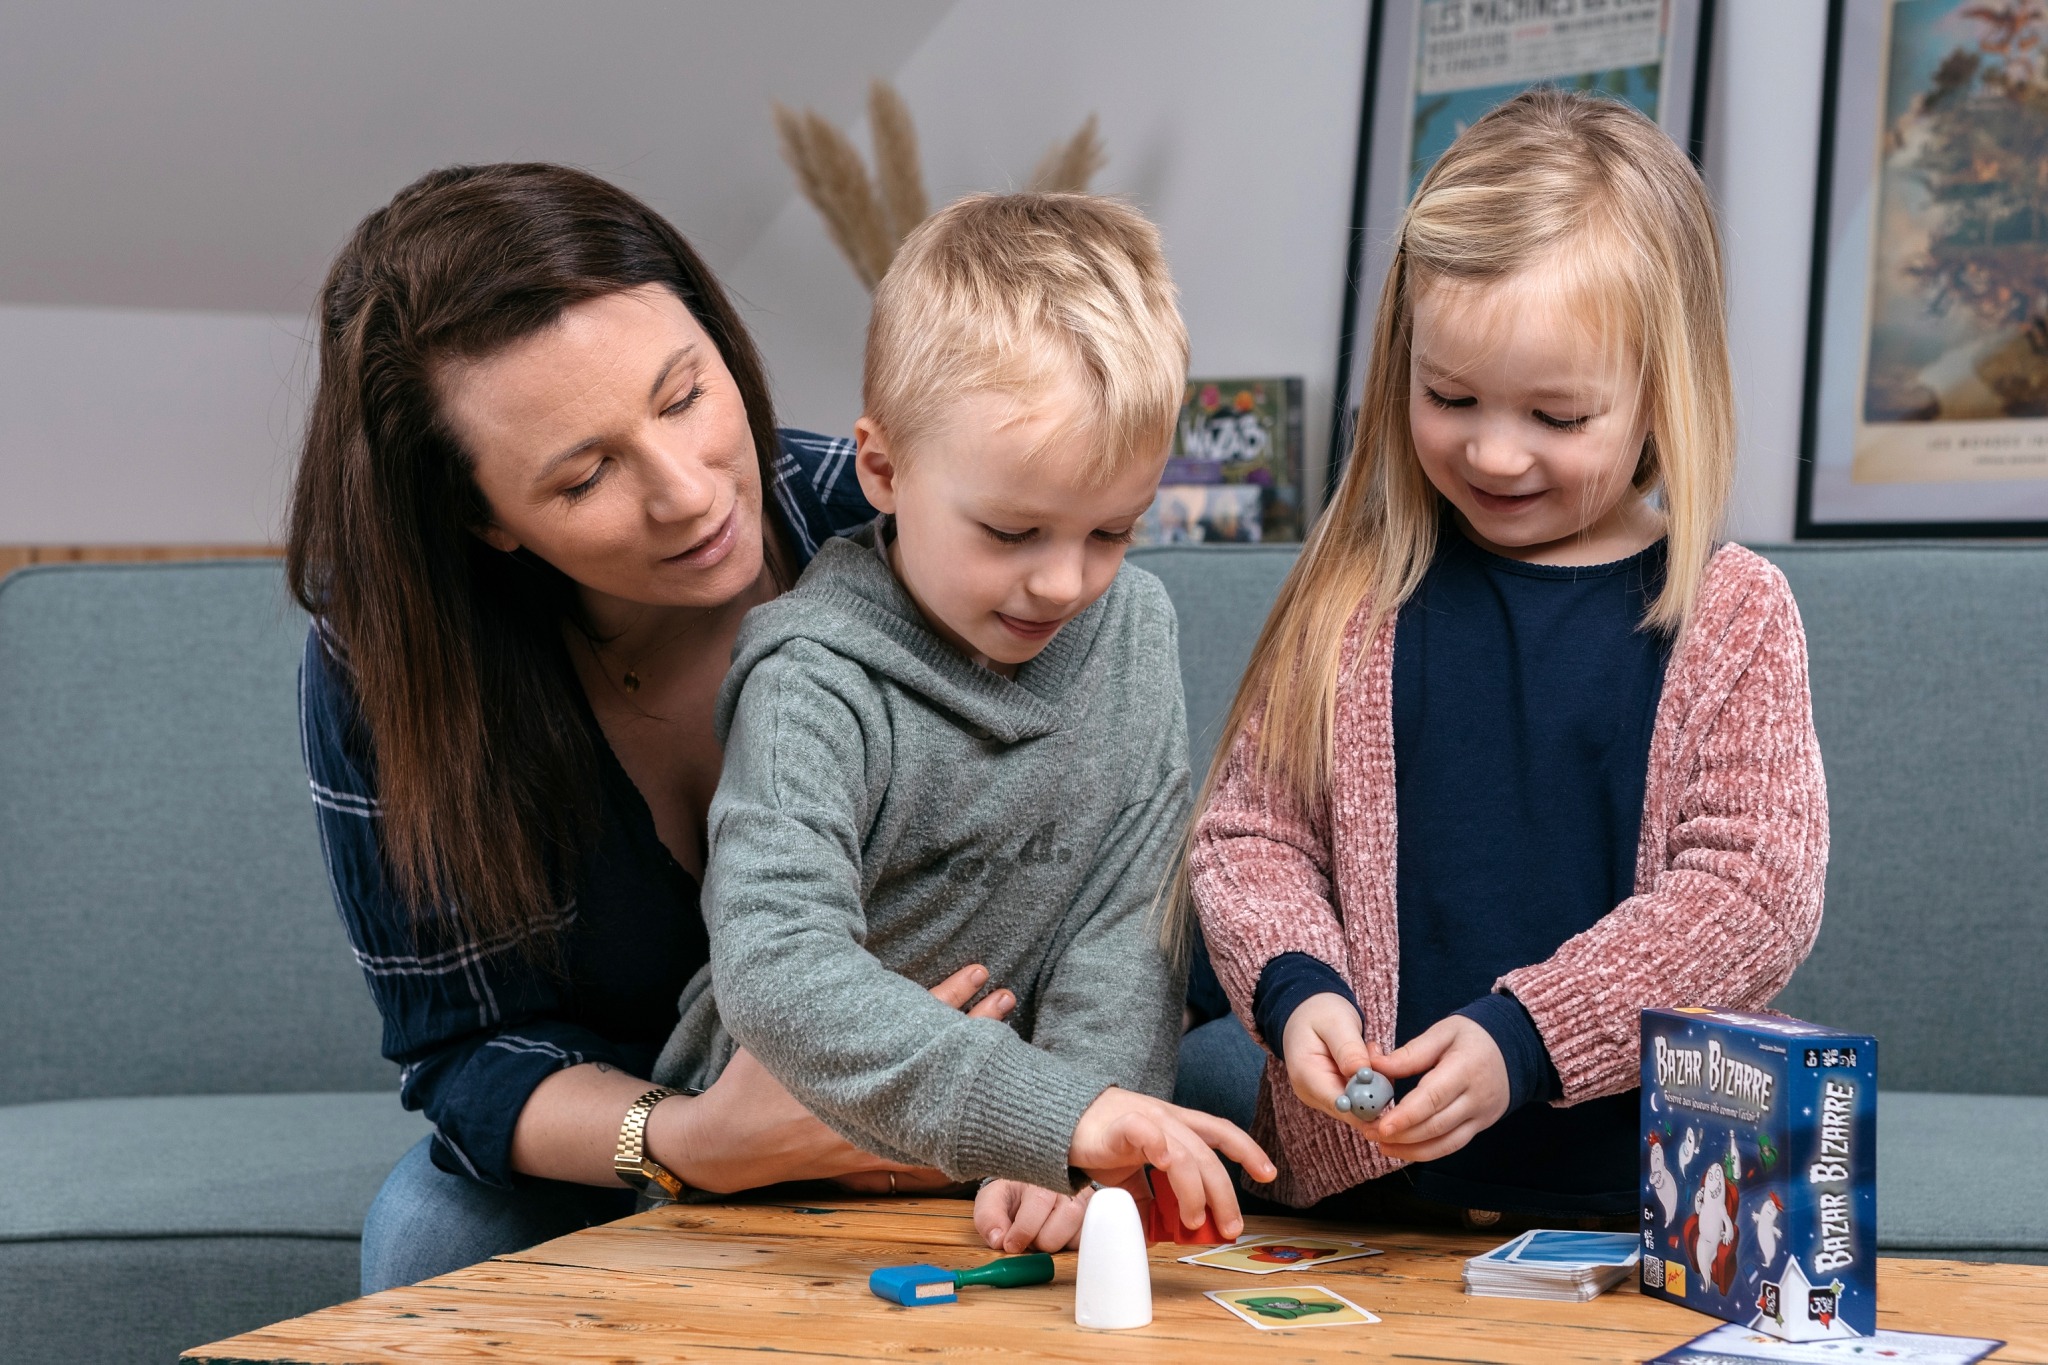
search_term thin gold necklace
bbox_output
[599,620,695,694]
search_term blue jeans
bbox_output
[359,1136,636,1295]
[1173,1012,1266,1134]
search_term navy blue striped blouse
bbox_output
[298,429,873,1187]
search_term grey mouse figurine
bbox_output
[1332,1067,1394,1118]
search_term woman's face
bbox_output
[436,283,767,614]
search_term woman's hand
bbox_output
[974,1180,1095,1252]
[1347,1016,1510,1163]
[653,963,1014,1193]
[1279,991,1376,1118]
[1066,1089,1274,1241]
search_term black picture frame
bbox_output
[1328,0,1717,504]
[1796,0,2048,538]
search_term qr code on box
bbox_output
[1643,1257,1665,1289]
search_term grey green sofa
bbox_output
[0,562,429,1364]
[1,543,2042,1362]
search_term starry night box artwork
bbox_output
[1639,1008,1877,1341]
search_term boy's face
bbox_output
[854,383,1166,674]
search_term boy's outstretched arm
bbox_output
[704,645,1239,1195]
[1023,779,1190,1099]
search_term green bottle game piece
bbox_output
[953,1253,1055,1290]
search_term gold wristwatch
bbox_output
[613,1086,686,1201]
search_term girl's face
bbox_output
[1408,264,1661,565]
[436,284,769,620]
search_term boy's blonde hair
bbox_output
[863,192,1188,479]
[1163,89,1734,944]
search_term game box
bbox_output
[1139,376,1304,545]
[1639,1008,1877,1340]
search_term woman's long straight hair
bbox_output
[1164,89,1734,945]
[286,163,788,955]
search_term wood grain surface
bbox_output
[0,543,278,579]
[185,1197,2048,1364]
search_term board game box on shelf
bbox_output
[1639,1008,1877,1341]
[1138,376,1304,545]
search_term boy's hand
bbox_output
[1068,1088,1275,1241]
[1350,1015,1510,1162]
[975,1180,1094,1252]
[1279,991,1377,1118]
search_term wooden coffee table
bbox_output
[186,1197,2048,1363]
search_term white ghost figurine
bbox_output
[1753,1191,1784,1266]
[1648,1135,1679,1225]
[1677,1125,1700,1176]
[1693,1163,1737,1288]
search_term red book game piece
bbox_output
[1142,1167,1227,1245]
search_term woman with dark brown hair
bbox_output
[290,163,1012,1293]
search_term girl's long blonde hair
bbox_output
[1165,89,1733,945]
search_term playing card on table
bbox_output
[1179,1235,1383,1275]
[1206,1284,1380,1330]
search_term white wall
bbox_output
[728,0,1370,502]
[1703,0,1832,544]
[0,0,954,543]
[0,304,308,542]
[0,0,1829,545]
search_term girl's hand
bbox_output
[1067,1089,1275,1240]
[1350,1015,1510,1162]
[1279,992,1377,1118]
[659,963,1014,1193]
[975,1180,1095,1252]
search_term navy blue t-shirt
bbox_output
[1256,525,1670,1215]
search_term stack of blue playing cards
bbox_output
[1462,1230,1643,1302]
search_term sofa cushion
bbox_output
[1879,1091,2048,1262]
[0,1091,428,1241]
[0,561,391,1104]
[0,1090,427,1364]
[1127,544,1300,784]
[1756,545,2047,1095]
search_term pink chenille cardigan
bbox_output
[1190,543,1829,1207]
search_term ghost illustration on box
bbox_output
[1752,1190,1784,1266]
[1677,1126,1700,1176]
[1684,1162,1740,1295]
[1647,1134,1679,1225]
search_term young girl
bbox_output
[1182,89,1828,1220]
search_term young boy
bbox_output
[652,193,1271,1247]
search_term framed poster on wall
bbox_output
[1799,0,2048,536]
[1329,0,1716,498]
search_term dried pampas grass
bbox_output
[772,101,894,289]
[867,80,929,245]
[1029,114,1108,195]
[775,80,1109,292]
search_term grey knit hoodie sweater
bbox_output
[652,524,1191,1192]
